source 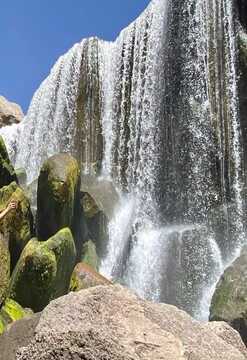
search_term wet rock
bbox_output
[70,262,111,292]
[36,153,86,260]
[37,154,80,240]
[80,175,119,257]
[0,182,33,271]
[237,0,247,30]
[0,96,23,128]
[16,285,246,360]
[0,136,17,188]
[8,228,76,312]
[209,246,247,346]
[81,240,99,270]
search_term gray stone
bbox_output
[16,285,246,359]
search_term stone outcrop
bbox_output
[8,228,76,312]
[0,182,33,271]
[0,136,17,188]
[70,262,111,292]
[0,96,23,128]
[209,246,247,346]
[37,154,80,240]
[15,285,247,360]
[36,153,86,261]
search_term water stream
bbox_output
[0,0,245,319]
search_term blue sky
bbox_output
[0,1,151,113]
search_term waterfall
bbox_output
[1,0,245,319]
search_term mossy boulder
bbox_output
[210,246,247,345]
[36,154,86,260]
[81,240,99,270]
[0,182,33,271]
[0,234,10,305]
[70,262,111,292]
[0,136,17,188]
[0,298,31,335]
[8,228,76,312]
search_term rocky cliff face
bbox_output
[0,96,23,128]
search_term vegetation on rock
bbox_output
[0,234,10,305]
[210,246,247,346]
[0,182,33,271]
[8,228,76,312]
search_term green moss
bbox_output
[210,248,247,322]
[70,272,80,292]
[1,298,27,323]
[0,316,5,335]
[8,228,76,312]
[0,182,33,271]
[0,235,10,305]
[37,154,80,242]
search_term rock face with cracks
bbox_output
[16,285,246,360]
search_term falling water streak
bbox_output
[100,196,135,279]
[197,237,224,321]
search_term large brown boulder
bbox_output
[16,285,246,360]
[0,96,23,128]
[70,262,112,292]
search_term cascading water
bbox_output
[0,0,245,319]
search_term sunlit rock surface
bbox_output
[0,96,23,128]
[16,286,247,360]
